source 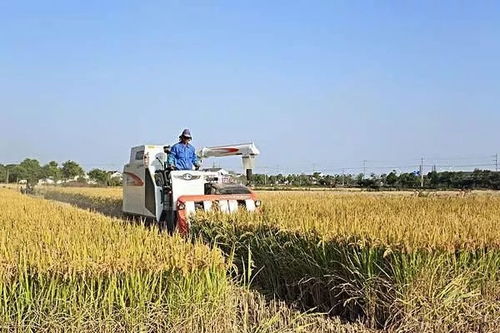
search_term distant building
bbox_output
[38,177,65,185]
[71,174,89,182]
[108,171,123,180]
[38,178,55,185]
[202,167,230,175]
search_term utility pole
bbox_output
[495,153,498,172]
[420,157,424,188]
[342,168,345,187]
[5,169,9,184]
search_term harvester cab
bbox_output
[122,143,260,234]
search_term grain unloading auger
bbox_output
[122,143,260,234]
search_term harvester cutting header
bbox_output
[122,130,260,234]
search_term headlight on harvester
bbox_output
[254,200,261,207]
[177,203,185,210]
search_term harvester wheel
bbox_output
[166,211,177,235]
[159,210,177,235]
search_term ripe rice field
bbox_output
[0,188,229,331]
[0,187,372,332]
[4,186,500,332]
[195,192,500,329]
[43,187,500,250]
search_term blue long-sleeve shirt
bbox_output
[167,142,200,170]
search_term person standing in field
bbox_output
[167,129,201,170]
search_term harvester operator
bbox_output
[167,129,201,171]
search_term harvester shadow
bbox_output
[191,219,398,328]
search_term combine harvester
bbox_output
[122,143,261,234]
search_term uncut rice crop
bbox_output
[0,189,228,331]
[41,187,500,332]
[42,188,500,251]
[0,188,376,333]
[214,191,500,251]
[193,192,500,331]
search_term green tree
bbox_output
[355,173,364,186]
[42,161,62,182]
[490,171,500,190]
[88,169,110,185]
[0,164,5,183]
[319,175,334,186]
[108,177,122,186]
[19,158,43,185]
[386,171,398,187]
[399,173,419,188]
[61,160,84,180]
[438,171,453,188]
[10,165,26,183]
[250,174,265,185]
[4,164,17,183]
[76,176,88,184]
[427,171,439,188]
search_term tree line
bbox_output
[0,159,122,186]
[252,169,500,190]
[2,158,499,190]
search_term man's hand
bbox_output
[167,165,176,171]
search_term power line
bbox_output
[3,154,499,176]
[433,163,495,169]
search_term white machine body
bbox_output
[122,143,260,226]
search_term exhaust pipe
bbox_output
[242,156,255,184]
[246,169,253,183]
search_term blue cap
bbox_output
[180,129,192,138]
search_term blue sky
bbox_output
[1,1,499,174]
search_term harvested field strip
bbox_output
[43,187,123,217]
